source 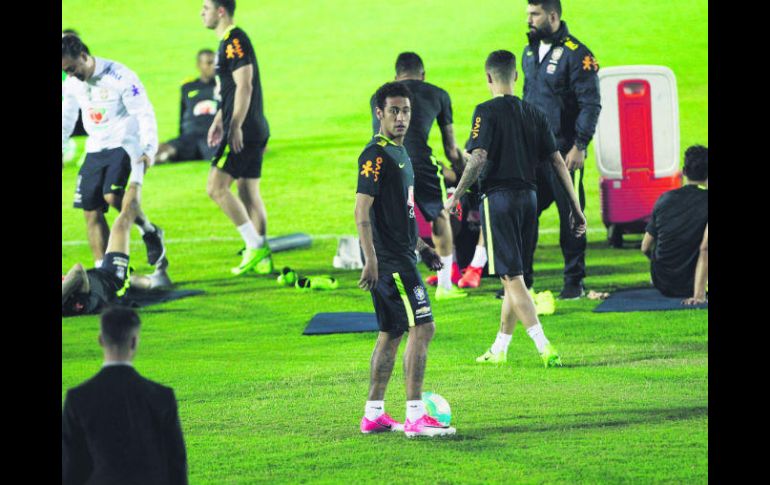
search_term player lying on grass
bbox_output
[62,163,171,317]
[641,145,708,305]
[356,82,455,438]
[444,50,586,367]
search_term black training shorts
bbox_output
[211,138,268,179]
[370,265,433,335]
[413,156,448,222]
[73,147,131,211]
[168,133,218,161]
[480,188,537,278]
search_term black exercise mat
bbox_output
[592,288,708,313]
[303,312,379,335]
[122,288,206,308]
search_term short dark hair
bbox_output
[528,0,562,16]
[197,48,215,59]
[62,28,79,37]
[683,145,708,181]
[395,52,424,75]
[485,50,517,83]
[374,82,413,111]
[100,306,141,347]
[213,0,235,17]
[62,34,89,58]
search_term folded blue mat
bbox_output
[592,288,708,313]
[303,312,379,335]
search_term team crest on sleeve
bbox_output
[582,55,599,71]
[361,157,383,181]
[226,38,245,59]
[360,160,373,177]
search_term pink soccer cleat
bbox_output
[404,414,456,438]
[360,413,404,434]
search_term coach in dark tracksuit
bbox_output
[522,0,601,299]
[62,307,188,485]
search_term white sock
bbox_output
[470,245,488,268]
[237,222,260,249]
[526,323,550,353]
[365,400,385,420]
[254,233,266,248]
[406,400,426,422]
[437,255,453,290]
[94,259,103,268]
[490,331,512,355]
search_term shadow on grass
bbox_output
[562,342,708,368]
[474,405,707,435]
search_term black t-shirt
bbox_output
[466,95,557,193]
[216,26,270,143]
[61,269,123,316]
[180,78,218,137]
[356,135,417,272]
[370,80,452,172]
[646,185,708,295]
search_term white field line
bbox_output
[61,228,604,247]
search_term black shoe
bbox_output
[495,288,505,299]
[142,224,166,266]
[559,282,585,300]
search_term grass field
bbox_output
[62,1,708,483]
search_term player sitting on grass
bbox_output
[642,145,708,305]
[356,82,455,438]
[445,50,586,367]
[62,163,171,317]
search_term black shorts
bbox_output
[211,138,268,179]
[413,155,448,222]
[370,266,433,335]
[167,133,217,161]
[481,188,537,278]
[74,147,131,211]
[62,252,129,316]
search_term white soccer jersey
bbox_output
[62,57,158,165]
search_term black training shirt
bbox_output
[356,134,417,272]
[179,78,218,137]
[216,26,270,143]
[370,79,452,171]
[646,185,708,295]
[466,95,557,193]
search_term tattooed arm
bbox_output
[443,148,487,214]
[355,193,378,290]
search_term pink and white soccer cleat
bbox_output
[360,413,404,434]
[404,414,456,438]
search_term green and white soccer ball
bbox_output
[422,391,451,425]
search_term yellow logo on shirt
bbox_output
[226,38,245,59]
[360,160,373,177]
[582,55,599,71]
[564,38,579,50]
[471,116,481,139]
[360,157,383,181]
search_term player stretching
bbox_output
[62,35,167,269]
[62,162,169,316]
[370,53,468,300]
[357,82,455,438]
[201,0,273,275]
[445,51,586,367]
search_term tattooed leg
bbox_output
[404,322,436,401]
[367,331,403,401]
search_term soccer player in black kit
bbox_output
[370,53,468,300]
[356,82,455,438]
[156,49,219,163]
[201,0,273,276]
[445,51,586,367]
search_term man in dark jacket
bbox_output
[62,306,188,485]
[521,0,601,299]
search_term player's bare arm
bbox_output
[229,64,254,154]
[439,124,465,172]
[549,151,587,236]
[444,148,488,214]
[208,110,224,147]
[564,145,586,171]
[683,224,708,305]
[641,232,655,260]
[355,193,378,291]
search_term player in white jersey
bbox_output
[62,34,167,269]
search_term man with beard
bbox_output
[521,0,601,299]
